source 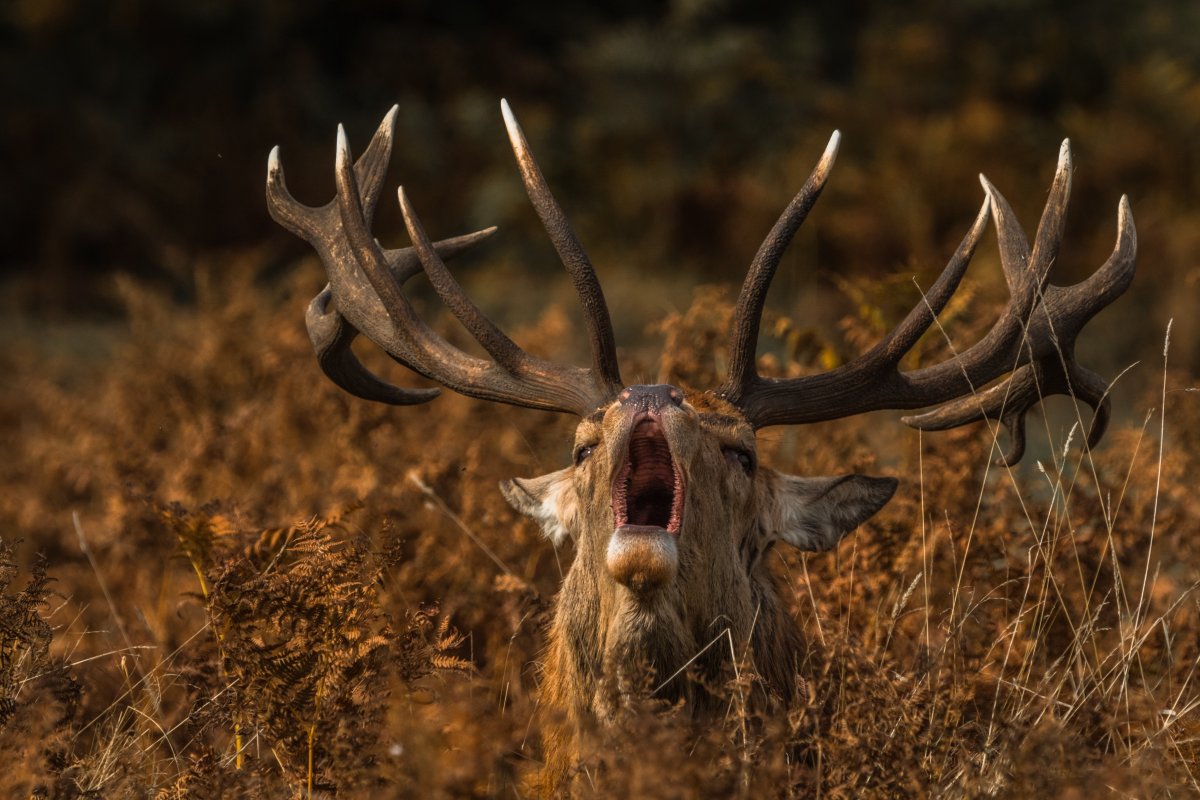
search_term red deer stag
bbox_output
[266,101,1136,790]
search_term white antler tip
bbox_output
[1057,139,1072,171]
[824,130,842,161]
[1116,194,1135,244]
[500,98,519,134]
[379,106,399,138]
[267,145,280,172]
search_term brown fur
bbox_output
[503,388,895,794]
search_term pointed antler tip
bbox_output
[395,185,416,220]
[823,130,842,161]
[500,98,518,129]
[267,145,281,171]
[397,186,427,241]
[1116,194,1136,249]
[1118,195,1134,228]
[978,173,995,195]
[1057,139,1072,171]
[377,106,400,138]
[335,127,352,173]
[972,191,992,224]
[500,99,534,169]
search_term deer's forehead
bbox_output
[572,390,753,443]
[684,390,742,418]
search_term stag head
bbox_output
[266,100,1135,785]
[500,383,895,618]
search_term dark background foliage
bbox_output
[4,1,1197,371]
[2,3,1200,795]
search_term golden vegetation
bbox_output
[2,255,1198,797]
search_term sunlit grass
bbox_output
[0,261,1195,796]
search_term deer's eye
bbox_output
[723,446,755,475]
[574,444,597,466]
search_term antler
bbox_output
[267,103,624,416]
[719,139,1136,465]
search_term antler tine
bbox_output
[266,146,314,240]
[1026,140,1072,288]
[397,185,539,375]
[268,115,498,406]
[899,153,1072,394]
[903,188,1136,465]
[501,99,623,396]
[333,125,423,330]
[304,228,498,406]
[1059,195,1138,319]
[267,106,398,241]
[305,287,441,405]
[730,194,992,429]
[868,196,991,365]
[727,139,1135,465]
[332,124,604,415]
[720,131,841,403]
[903,359,1113,466]
[354,105,399,225]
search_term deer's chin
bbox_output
[606,525,678,595]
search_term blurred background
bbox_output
[5,5,1200,793]
[3,0,1198,393]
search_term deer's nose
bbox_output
[617,384,684,411]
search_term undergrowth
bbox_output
[1,256,1197,797]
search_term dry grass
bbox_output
[1,253,1197,798]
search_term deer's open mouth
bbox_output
[612,418,684,534]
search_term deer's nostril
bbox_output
[618,384,683,410]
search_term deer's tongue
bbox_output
[608,419,684,595]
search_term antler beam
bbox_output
[266,103,625,416]
[269,103,1136,466]
[720,140,1136,465]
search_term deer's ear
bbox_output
[764,474,897,552]
[500,468,578,546]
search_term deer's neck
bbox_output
[543,533,802,722]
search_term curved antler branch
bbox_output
[501,99,624,398]
[267,107,499,405]
[725,139,1136,465]
[903,192,1136,464]
[720,131,841,403]
[268,106,621,417]
[302,229,497,405]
